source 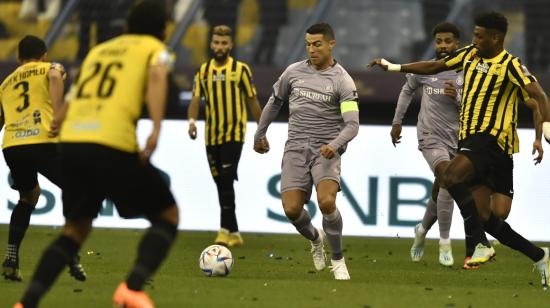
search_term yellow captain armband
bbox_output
[152,49,176,71]
[340,100,359,113]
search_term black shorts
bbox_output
[205,141,243,180]
[60,143,176,220]
[458,133,514,198]
[3,143,63,191]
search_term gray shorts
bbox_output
[420,145,456,172]
[281,144,341,198]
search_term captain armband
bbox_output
[340,101,359,114]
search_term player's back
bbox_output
[0,61,63,149]
[61,34,169,153]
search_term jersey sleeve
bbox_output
[192,70,202,98]
[444,45,475,72]
[271,67,292,102]
[240,63,257,98]
[337,71,359,114]
[507,58,533,88]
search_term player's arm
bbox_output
[322,74,360,159]
[241,64,263,123]
[524,82,550,144]
[368,58,448,75]
[142,63,168,162]
[369,45,474,75]
[254,68,291,154]
[187,71,202,140]
[391,74,420,146]
[48,65,65,137]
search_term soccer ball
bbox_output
[199,244,234,277]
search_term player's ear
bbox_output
[328,39,335,50]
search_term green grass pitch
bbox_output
[1,225,548,307]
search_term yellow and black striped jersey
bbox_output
[444,44,533,154]
[61,34,173,153]
[0,61,65,149]
[192,56,257,146]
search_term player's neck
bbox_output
[312,58,335,71]
[213,57,230,67]
[484,46,504,59]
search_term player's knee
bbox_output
[441,170,461,188]
[63,219,93,244]
[492,207,510,220]
[20,185,41,205]
[282,203,302,221]
[317,195,336,214]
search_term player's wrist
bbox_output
[189,118,196,125]
[381,59,401,72]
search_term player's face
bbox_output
[305,33,334,68]
[434,32,458,59]
[210,34,233,62]
[472,26,498,58]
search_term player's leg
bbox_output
[441,139,492,264]
[37,143,87,281]
[217,142,244,247]
[281,146,325,270]
[2,146,41,281]
[16,143,102,306]
[312,151,349,280]
[107,149,179,307]
[316,179,349,280]
[467,185,496,267]
[205,145,230,245]
[478,156,547,286]
[18,218,92,307]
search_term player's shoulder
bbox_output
[285,60,308,72]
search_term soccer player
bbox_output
[254,23,359,280]
[369,11,549,287]
[188,25,262,247]
[391,22,462,267]
[14,1,179,307]
[0,35,85,282]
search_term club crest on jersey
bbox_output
[475,62,489,74]
[325,85,333,91]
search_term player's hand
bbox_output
[367,58,388,70]
[48,118,61,138]
[320,144,337,159]
[140,131,159,163]
[444,80,457,98]
[390,124,402,147]
[532,139,543,165]
[254,137,270,154]
[188,122,197,140]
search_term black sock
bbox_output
[7,201,35,262]
[217,177,238,232]
[447,183,490,256]
[21,235,80,308]
[126,220,178,291]
[483,213,544,262]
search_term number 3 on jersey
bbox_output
[76,61,123,99]
[14,81,30,112]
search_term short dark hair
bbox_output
[212,25,233,37]
[127,0,167,40]
[474,11,508,35]
[432,22,460,39]
[18,35,47,60]
[306,22,335,40]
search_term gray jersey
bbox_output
[392,70,463,150]
[255,60,359,151]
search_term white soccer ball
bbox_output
[199,244,234,277]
